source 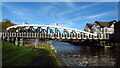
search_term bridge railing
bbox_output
[97,33,114,40]
[1,32,113,40]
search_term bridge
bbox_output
[1,24,113,46]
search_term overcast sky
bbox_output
[2,2,118,30]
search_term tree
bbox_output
[0,19,15,32]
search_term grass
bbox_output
[2,40,62,67]
[2,40,40,66]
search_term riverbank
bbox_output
[2,40,62,67]
[50,41,117,67]
[29,44,63,67]
[63,40,120,49]
[113,42,120,48]
[62,40,104,48]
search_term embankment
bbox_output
[2,40,62,67]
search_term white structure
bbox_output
[84,23,94,33]
[6,24,96,36]
[84,20,117,34]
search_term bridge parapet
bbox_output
[1,32,113,40]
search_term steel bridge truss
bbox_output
[2,25,113,40]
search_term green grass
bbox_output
[2,40,39,66]
[2,40,62,67]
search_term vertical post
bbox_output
[81,33,83,39]
[108,33,109,39]
[15,38,19,46]
[2,36,5,41]
[35,38,38,48]
[19,38,23,46]
[11,37,14,44]
[7,37,10,42]
[76,33,78,39]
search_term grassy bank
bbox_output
[2,40,40,66]
[34,44,62,67]
[2,40,61,67]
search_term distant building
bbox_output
[84,20,117,34]
[114,21,120,41]
[84,23,94,32]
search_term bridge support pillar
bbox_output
[11,37,15,44]
[35,38,37,45]
[7,37,10,42]
[19,38,23,46]
[2,36,5,41]
[34,38,39,48]
[15,38,19,46]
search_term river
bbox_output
[49,41,120,67]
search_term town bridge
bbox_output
[1,24,113,46]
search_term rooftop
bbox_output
[95,20,116,27]
[86,23,94,28]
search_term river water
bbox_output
[49,41,120,67]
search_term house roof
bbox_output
[95,20,116,27]
[86,23,94,28]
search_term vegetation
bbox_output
[0,19,15,32]
[36,44,61,67]
[2,40,61,67]
[1,19,62,67]
[2,40,40,66]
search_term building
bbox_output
[84,23,94,32]
[84,20,117,34]
[114,21,120,41]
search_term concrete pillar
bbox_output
[35,33,36,38]
[35,38,38,46]
[7,37,10,42]
[79,33,81,39]
[19,38,23,46]
[11,37,14,44]
[15,38,19,46]
[2,36,5,40]
[82,33,83,39]
[107,34,109,39]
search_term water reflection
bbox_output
[50,41,120,67]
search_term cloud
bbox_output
[62,21,74,27]
[53,3,103,28]
[2,3,33,22]
[2,2,117,30]
[40,5,54,15]
[67,10,116,22]
[58,2,102,17]
[88,11,112,18]
[3,4,23,15]
[55,11,115,29]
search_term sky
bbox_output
[2,2,118,30]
